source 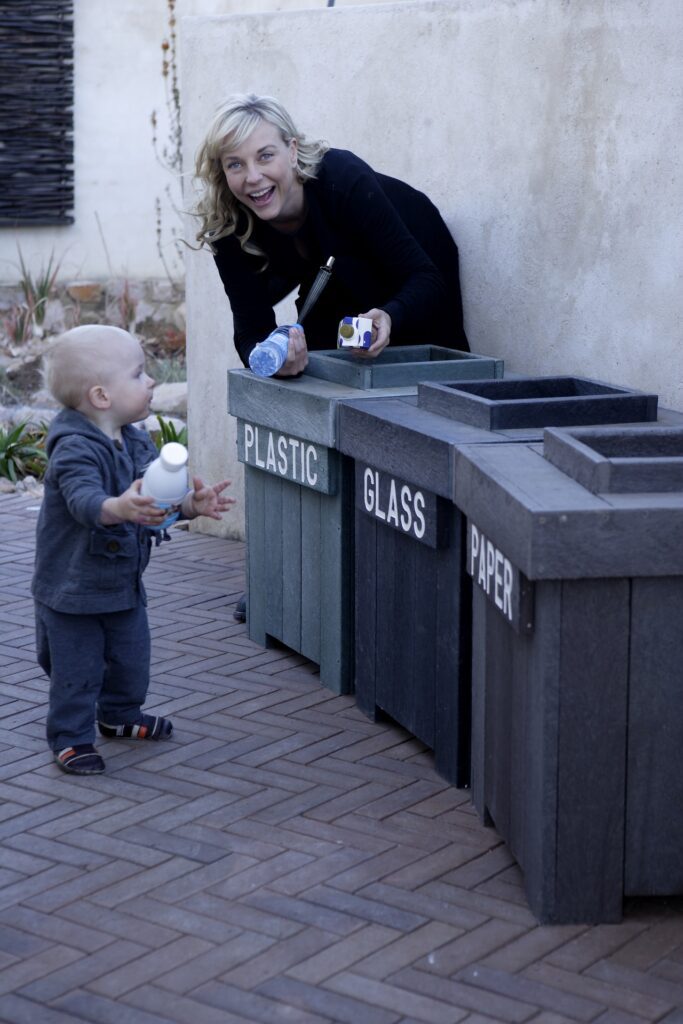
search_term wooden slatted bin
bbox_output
[454,422,683,923]
[338,376,660,786]
[228,346,503,695]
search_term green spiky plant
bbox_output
[0,421,48,482]
[16,246,62,332]
[150,413,187,451]
[2,303,33,347]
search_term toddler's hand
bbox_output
[101,480,168,527]
[183,477,236,521]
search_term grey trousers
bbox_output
[35,600,150,751]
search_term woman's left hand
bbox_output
[357,308,392,357]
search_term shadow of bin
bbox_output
[228,346,502,695]
[455,421,683,923]
[338,376,659,787]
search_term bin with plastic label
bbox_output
[228,345,503,695]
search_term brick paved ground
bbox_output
[2,490,683,1024]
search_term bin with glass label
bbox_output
[228,345,503,694]
[338,376,660,786]
[454,422,683,923]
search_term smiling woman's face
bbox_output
[221,119,305,232]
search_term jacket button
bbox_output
[106,540,120,553]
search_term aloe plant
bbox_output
[151,413,187,450]
[0,421,48,482]
[16,246,62,333]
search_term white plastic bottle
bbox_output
[248,324,301,377]
[140,441,189,530]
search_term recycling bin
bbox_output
[228,345,503,694]
[454,420,683,923]
[338,376,659,786]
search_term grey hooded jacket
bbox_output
[32,409,159,614]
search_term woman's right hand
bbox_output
[276,324,308,377]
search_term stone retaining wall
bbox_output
[0,277,185,345]
[0,277,187,427]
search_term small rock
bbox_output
[107,279,144,302]
[78,309,108,326]
[151,381,187,416]
[5,352,45,393]
[16,476,44,497]
[66,281,103,304]
[0,478,15,493]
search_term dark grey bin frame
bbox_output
[418,376,658,429]
[455,420,683,923]
[228,346,503,695]
[338,377,660,787]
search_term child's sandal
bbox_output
[98,714,173,741]
[55,745,105,775]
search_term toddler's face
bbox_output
[106,339,156,426]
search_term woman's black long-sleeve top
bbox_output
[212,148,468,366]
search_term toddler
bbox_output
[32,325,234,775]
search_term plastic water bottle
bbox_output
[248,324,300,377]
[140,441,189,531]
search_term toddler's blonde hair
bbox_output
[44,325,137,409]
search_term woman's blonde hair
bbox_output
[193,93,328,259]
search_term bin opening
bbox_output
[417,376,658,430]
[349,345,474,365]
[429,377,638,400]
[304,345,503,389]
[310,345,480,368]
[543,426,683,493]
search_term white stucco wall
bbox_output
[181,0,683,539]
[181,0,413,538]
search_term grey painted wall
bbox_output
[181,0,683,538]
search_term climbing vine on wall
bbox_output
[150,0,184,283]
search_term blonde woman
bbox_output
[194,93,468,377]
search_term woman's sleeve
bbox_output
[332,154,448,336]
[213,239,278,367]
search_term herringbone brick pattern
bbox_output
[1,491,683,1023]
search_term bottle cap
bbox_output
[159,442,188,473]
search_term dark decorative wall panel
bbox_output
[0,0,75,226]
